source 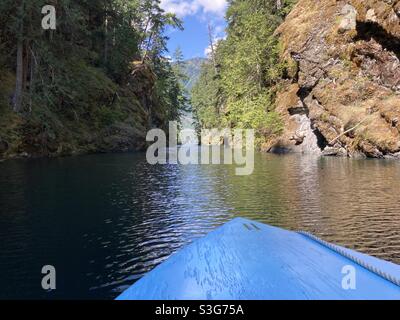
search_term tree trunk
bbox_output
[104,16,109,63]
[29,46,36,112]
[14,0,26,112]
[22,41,29,89]
[13,40,24,112]
[207,23,217,73]
[104,1,109,64]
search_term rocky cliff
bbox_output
[270,0,400,158]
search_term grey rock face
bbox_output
[338,4,357,33]
[290,114,322,155]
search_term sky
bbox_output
[160,0,228,60]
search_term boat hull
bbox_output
[117,218,400,300]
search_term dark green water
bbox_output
[0,151,400,299]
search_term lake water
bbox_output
[0,151,400,299]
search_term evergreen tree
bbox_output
[0,0,186,122]
[191,0,297,143]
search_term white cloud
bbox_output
[214,25,225,37]
[204,44,213,57]
[204,37,224,57]
[160,0,227,18]
[160,0,198,17]
[196,0,227,15]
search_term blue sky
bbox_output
[160,0,227,60]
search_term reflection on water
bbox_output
[0,150,399,299]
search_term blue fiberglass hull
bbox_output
[116,218,400,300]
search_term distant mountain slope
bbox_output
[180,58,206,91]
[176,58,206,130]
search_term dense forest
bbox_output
[191,0,297,146]
[0,0,187,158]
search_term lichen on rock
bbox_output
[339,4,357,33]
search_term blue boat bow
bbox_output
[116,218,400,300]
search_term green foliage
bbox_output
[221,8,281,97]
[94,105,125,127]
[191,61,222,128]
[227,93,274,129]
[278,0,298,16]
[155,59,189,123]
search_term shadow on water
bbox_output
[0,150,399,299]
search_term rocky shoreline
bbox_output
[268,0,400,159]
